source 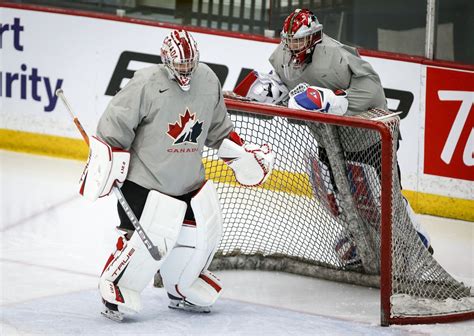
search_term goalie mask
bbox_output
[161,30,199,91]
[281,8,323,79]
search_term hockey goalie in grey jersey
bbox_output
[78,29,274,321]
[233,8,432,266]
[235,9,387,115]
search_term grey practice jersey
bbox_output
[96,63,233,196]
[270,34,387,116]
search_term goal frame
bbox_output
[223,98,474,326]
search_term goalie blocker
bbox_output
[288,83,349,116]
[79,136,130,201]
[233,70,289,105]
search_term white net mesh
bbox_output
[156,103,473,324]
[206,108,390,277]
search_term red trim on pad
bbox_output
[199,273,222,293]
[183,219,196,226]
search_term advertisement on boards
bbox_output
[0,7,276,138]
[425,66,474,182]
[1,6,472,206]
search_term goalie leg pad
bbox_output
[160,180,223,307]
[308,152,340,217]
[100,190,187,312]
[346,162,380,226]
[99,233,142,312]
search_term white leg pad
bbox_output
[100,278,142,313]
[100,190,186,312]
[160,180,223,306]
[181,270,222,307]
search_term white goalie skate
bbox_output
[168,299,211,313]
[101,300,124,322]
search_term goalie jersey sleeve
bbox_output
[96,64,233,196]
[343,49,387,115]
[205,80,233,149]
[97,70,149,150]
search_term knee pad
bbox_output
[100,190,186,312]
[160,180,223,306]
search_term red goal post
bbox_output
[222,99,396,322]
[193,98,474,325]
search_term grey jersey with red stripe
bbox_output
[96,63,233,196]
[270,34,387,116]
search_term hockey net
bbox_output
[202,99,474,325]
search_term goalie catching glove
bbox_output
[288,83,348,115]
[233,70,289,105]
[218,132,275,186]
[79,136,130,201]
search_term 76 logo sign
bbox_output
[425,67,473,181]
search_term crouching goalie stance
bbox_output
[78,29,274,322]
[233,8,432,267]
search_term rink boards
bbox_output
[0,4,473,221]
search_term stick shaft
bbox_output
[56,89,90,145]
[73,118,90,146]
[55,89,161,260]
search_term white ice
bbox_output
[1,150,473,335]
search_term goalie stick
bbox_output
[56,88,162,261]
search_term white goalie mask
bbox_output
[160,30,200,91]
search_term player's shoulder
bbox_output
[133,65,167,83]
[317,34,345,54]
[194,63,219,84]
[314,35,360,64]
[132,65,179,93]
[269,43,285,62]
[191,63,222,94]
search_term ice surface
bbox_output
[1,289,413,336]
[1,150,473,335]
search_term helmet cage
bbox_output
[163,56,199,90]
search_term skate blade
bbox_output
[101,309,124,322]
[168,302,211,314]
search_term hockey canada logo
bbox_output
[167,109,203,145]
